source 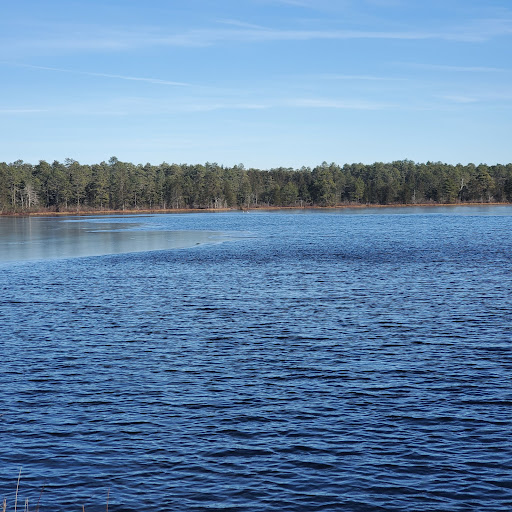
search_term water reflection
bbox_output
[0,216,227,262]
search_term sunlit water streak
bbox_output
[1,207,511,511]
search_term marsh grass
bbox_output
[2,469,40,512]
[3,469,110,512]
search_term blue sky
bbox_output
[1,0,511,168]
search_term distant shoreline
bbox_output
[1,202,511,217]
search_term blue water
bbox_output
[1,207,512,511]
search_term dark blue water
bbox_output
[1,207,512,511]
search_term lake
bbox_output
[1,207,512,511]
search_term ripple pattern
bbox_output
[1,209,512,511]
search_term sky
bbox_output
[1,0,511,168]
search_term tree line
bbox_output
[1,157,511,213]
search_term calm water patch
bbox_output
[1,207,512,511]
[0,216,236,262]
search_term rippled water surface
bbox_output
[1,207,512,511]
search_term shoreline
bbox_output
[1,202,511,217]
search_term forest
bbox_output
[1,157,512,213]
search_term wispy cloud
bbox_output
[45,96,271,116]
[439,91,512,104]
[440,95,478,104]
[5,29,138,52]
[0,108,48,114]
[260,0,323,7]
[156,26,489,46]
[10,63,190,86]
[156,13,512,46]
[289,98,393,109]
[274,0,318,6]
[312,73,406,81]
[4,17,510,56]
[216,19,268,30]
[173,102,269,112]
[401,63,509,73]
[365,0,403,6]
[257,0,353,10]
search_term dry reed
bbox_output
[2,470,111,512]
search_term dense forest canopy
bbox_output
[1,157,511,213]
